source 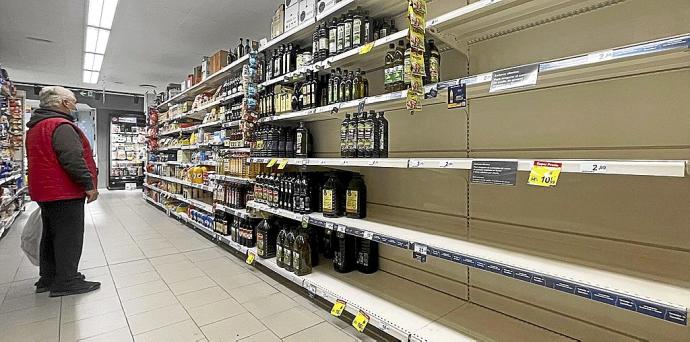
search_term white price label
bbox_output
[300,159,308,166]
[341,160,348,165]
[414,244,428,255]
[587,49,613,64]
[438,160,452,168]
[409,160,421,168]
[325,222,334,230]
[368,160,377,166]
[580,162,609,174]
[363,231,373,240]
[337,225,346,233]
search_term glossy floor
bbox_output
[0,190,375,342]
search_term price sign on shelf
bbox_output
[337,224,346,233]
[528,161,563,187]
[352,311,370,332]
[301,215,310,228]
[359,42,375,55]
[580,162,608,174]
[363,231,373,240]
[413,243,428,263]
[325,222,334,230]
[331,300,347,317]
[245,252,255,265]
[277,159,289,170]
[266,158,278,167]
[586,49,613,64]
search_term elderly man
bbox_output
[26,86,100,297]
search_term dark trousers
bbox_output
[38,198,85,286]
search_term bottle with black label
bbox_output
[384,44,395,93]
[327,69,336,105]
[346,112,358,158]
[378,112,388,158]
[356,111,367,158]
[336,16,345,53]
[276,224,288,268]
[237,38,245,58]
[352,8,363,48]
[312,31,320,61]
[334,68,343,103]
[302,174,312,213]
[355,238,378,273]
[256,219,277,259]
[340,114,350,157]
[333,231,355,273]
[319,22,329,59]
[363,16,372,44]
[295,122,309,158]
[363,113,374,158]
[346,174,366,219]
[293,225,312,276]
[428,39,441,84]
[322,173,341,217]
[362,71,369,97]
[285,226,296,272]
[343,11,353,52]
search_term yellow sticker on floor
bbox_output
[246,252,255,265]
[352,310,369,332]
[359,42,375,55]
[277,159,289,169]
[331,300,346,317]
[528,161,562,187]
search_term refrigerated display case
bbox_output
[108,114,146,190]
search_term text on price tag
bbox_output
[352,311,370,332]
[331,300,347,317]
[301,215,309,228]
[266,159,277,167]
[528,161,562,187]
[580,162,608,174]
[245,252,255,265]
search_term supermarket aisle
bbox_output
[0,191,373,342]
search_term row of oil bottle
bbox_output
[215,213,377,276]
[250,110,389,159]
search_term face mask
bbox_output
[65,100,78,120]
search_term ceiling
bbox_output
[0,0,280,94]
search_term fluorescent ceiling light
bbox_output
[84,53,104,71]
[83,70,100,84]
[88,0,118,29]
[85,27,110,54]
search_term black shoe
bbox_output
[35,273,86,293]
[49,280,101,297]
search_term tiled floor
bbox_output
[0,190,376,342]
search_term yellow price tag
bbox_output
[245,252,255,265]
[266,158,277,167]
[277,159,289,169]
[528,161,562,187]
[331,300,346,317]
[352,310,369,332]
[359,42,375,55]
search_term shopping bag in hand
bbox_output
[21,207,42,266]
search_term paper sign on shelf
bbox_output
[528,161,563,187]
[277,159,289,169]
[359,42,375,55]
[489,63,539,93]
[245,252,255,265]
[331,300,347,317]
[447,83,467,109]
[301,215,310,228]
[352,311,370,332]
[266,158,278,167]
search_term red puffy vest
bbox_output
[27,117,98,202]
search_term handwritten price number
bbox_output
[245,252,255,265]
[414,244,428,255]
[331,300,346,317]
[352,311,370,332]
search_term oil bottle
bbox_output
[276,223,288,268]
[428,39,441,84]
[403,42,412,89]
[328,19,338,57]
[346,112,359,158]
[322,228,335,259]
[384,43,395,93]
[363,113,374,158]
[295,122,309,157]
[346,174,366,218]
[337,15,345,53]
[340,114,350,157]
[356,111,367,158]
[318,21,329,59]
[322,173,342,217]
[378,112,388,158]
[355,238,378,273]
[343,10,353,52]
[284,226,296,272]
[352,8,364,48]
[293,225,312,276]
[333,231,355,273]
[394,40,406,91]
[256,219,277,259]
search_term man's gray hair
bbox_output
[38,86,76,109]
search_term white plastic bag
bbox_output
[21,207,42,266]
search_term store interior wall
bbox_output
[306,0,689,340]
[17,85,144,188]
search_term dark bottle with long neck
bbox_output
[319,21,329,59]
[276,223,288,268]
[341,70,352,102]
[333,232,355,273]
[343,10,353,52]
[293,225,312,276]
[244,39,251,55]
[302,175,312,213]
[328,69,336,105]
[322,173,341,217]
[352,8,364,48]
[378,112,388,158]
[237,38,244,57]
[340,114,350,157]
[322,228,335,259]
[370,110,380,158]
[356,111,367,158]
[295,122,309,158]
[347,112,358,158]
[328,19,338,57]
[355,238,378,273]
